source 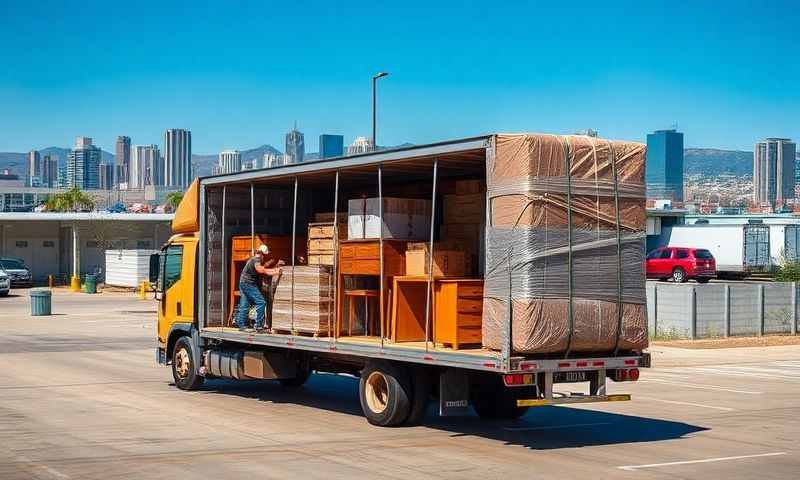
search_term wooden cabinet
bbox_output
[434,279,484,349]
[336,239,408,338]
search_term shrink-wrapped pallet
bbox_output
[272,266,334,335]
[482,134,648,354]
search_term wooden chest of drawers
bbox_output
[434,279,484,349]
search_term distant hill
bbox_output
[0,146,114,175]
[683,148,753,176]
[192,144,283,176]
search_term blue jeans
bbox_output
[236,282,266,329]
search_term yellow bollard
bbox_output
[70,275,81,292]
[48,275,53,288]
[139,280,149,299]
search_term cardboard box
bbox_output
[308,253,335,266]
[443,193,485,224]
[347,197,431,240]
[406,249,466,277]
[308,222,347,239]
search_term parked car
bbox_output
[0,270,9,296]
[0,257,32,287]
[646,247,716,283]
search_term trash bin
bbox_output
[84,274,97,294]
[30,288,52,316]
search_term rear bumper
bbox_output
[691,271,716,278]
[518,393,631,407]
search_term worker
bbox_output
[236,244,282,332]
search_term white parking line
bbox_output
[617,452,787,471]
[639,378,762,395]
[690,367,800,381]
[636,396,735,412]
[504,422,611,432]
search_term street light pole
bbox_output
[372,72,388,152]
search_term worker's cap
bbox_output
[257,244,269,255]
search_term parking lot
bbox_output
[1,289,798,479]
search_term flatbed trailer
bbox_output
[153,134,649,426]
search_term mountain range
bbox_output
[1,145,798,179]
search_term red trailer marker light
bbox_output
[628,368,640,381]
[614,369,628,382]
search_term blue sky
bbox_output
[0,1,797,154]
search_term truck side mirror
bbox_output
[149,253,160,284]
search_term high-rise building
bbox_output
[98,163,114,190]
[218,150,242,174]
[115,136,131,186]
[41,155,58,188]
[347,136,375,155]
[285,125,305,163]
[164,128,192,188]
[27,150,41,186]
[263,152,287,168]
[66,137,101,189]
[130,145,160,188]
[645,129,684,201]
[754,138,796,207]
[319,134,344,159]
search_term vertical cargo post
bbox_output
[331,170,340,343]
[378,164,385,348]
[221,185,227,328]
[424,158,438,351]
[291,176,298,331]
[250,182,255,255]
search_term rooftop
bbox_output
[0,212,173,221]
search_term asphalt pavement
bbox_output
[0,289,798,479]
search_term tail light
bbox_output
[613,368,639,382]
[628,368,640,381]
[614,369,628,382]
[503,374,535,387]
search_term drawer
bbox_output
[456,312,482,328]
[340,259,381,275]
[456,326,482,344]
[340,245,356,259]
[457,284,484,298]
[354,244,380,259]
[457,297,483,314]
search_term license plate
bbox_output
[554,371,587,382]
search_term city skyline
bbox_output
[1,2,797,154]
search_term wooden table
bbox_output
[336,239,407,339]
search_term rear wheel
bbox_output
[672,267,687,283]
[359,361,411,427]
[172,336,204,391]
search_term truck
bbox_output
[151,135,649,426]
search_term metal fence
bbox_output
[647,282,799,339]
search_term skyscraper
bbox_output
[347,136,375,155]
[115,136,131,186]
[319,134,344,159]
[130,145,160,189]
[285,125,305,163]
[218,150,242,174]
[164,128,192,188]
[98,163,114,190]
[42,155,58,188]
[27,150,41,187]
[67,137,101,189]
[754,138,796,207]
[645,129,684,201]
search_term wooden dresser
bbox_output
[434,279,483,349]
[336,239,408,337]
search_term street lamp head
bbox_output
[373,72,389,79]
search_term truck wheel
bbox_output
[672,267,686,283]
[471,374,530,420]
[172,336,204,391]
[403,367,432,426]
[279,361,312,387]
[359,361,411,427]
[696,277,710,284]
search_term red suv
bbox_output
[646,247,716,283]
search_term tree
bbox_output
[775,250,800,282]
[44,187,95,212]
[166,191,184,210]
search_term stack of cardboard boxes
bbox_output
[271,265,334,335]
[307,213,347,266]
[440,179,486,275]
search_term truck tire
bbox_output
[403,367,432,426]
[172,336,204,391]
[672,267,686,283]
[279,361,312,387]
[471,374,530,420]
[359,361,411,427]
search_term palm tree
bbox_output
[44,187,95,212]
[166,191,184,210]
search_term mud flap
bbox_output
[439,369,471,416]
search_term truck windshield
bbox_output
[694,250,713,259]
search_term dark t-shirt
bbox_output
[240,256,261,286]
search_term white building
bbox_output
[164,128,192,188]
[347,136,375,155]
[218,150,242,174]
[262,152,287,168]
[131,145,161,189]
[754,138,796,208]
